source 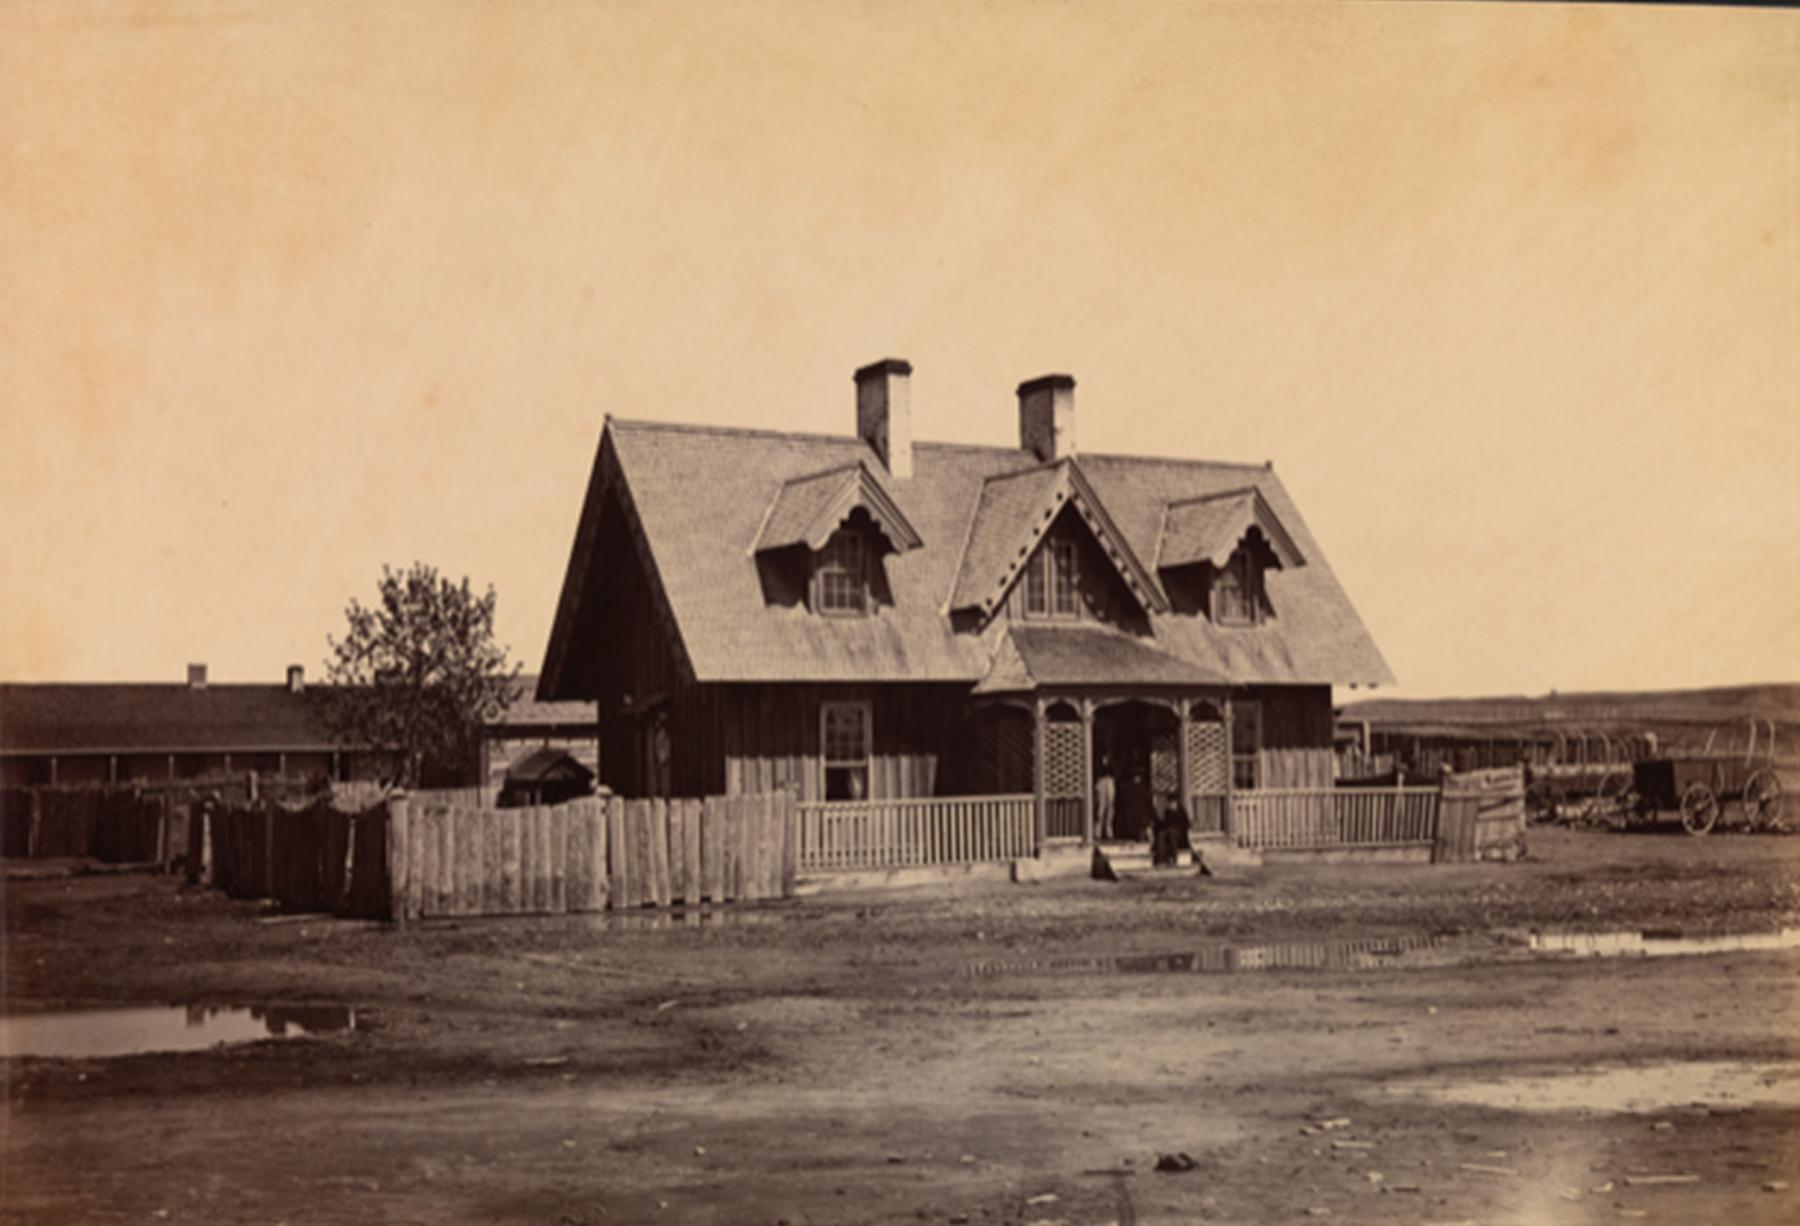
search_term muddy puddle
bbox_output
[966,933,1469,977]
[588,904,803,932]
[1390,1060,1800,1113]
[1529,927,1800,958]
[965,926,1800,979]
[0,1004,356,1060]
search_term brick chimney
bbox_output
[854,358,913,479]
[1018,374,1075,462]
[187,662,208,689]
[287,664,305,693]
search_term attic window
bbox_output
[815,530,867,616]
[1024,538,1080,619]
[1212,549,1261,626]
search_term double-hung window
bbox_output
[816,531,867,615]
[822,701,872,800]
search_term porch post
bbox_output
[1080,698,1095,845]
[1221,694,1236,840]
[1033,696,1048,855]
[1175,697,1191,817]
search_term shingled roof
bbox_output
[0,684,340,754]
[540,414,1395,694]
[975,625,1229,694]
[1,674,588,755]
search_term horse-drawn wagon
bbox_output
[1624,719,1784,835]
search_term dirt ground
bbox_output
[5,826,1800,1225]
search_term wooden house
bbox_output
[538,360,1393,860]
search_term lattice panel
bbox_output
[1044,721,1086,798]
[1150,729,1180,797]
[1185,720,1227,793]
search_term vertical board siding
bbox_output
[720,683,962,803]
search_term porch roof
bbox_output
[974,625,1230,695]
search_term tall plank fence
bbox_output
[388,791,797,921]
[205,800,391,918]
[1,775,314,867]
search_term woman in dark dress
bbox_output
[1151,793,1192,867]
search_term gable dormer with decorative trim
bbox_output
[947,458,1168,628]
[751,460,923,617]
[1156,487,1305,624]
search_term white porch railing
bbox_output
[797,794,1036,873]
[1194,787,1441,849]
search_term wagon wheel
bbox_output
[1584,769,1632,828]
[1679,782,1720,836]
[1618,788,1646,828]
[1742,770,1785,832]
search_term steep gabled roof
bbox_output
[538,417,1395,692]
[1158,486,1306,571]
[753,460,923,554]
[503,745,594,784]
[948,459,1169,616]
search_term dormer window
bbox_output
[1212,549,1260,625]
[814,530,867,616]
[1156,488,1305,623]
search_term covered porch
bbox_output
[793,627,1443,875]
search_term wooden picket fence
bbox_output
[388,791,797,921]
[1215,787,1441,849]
[796,794,1036,873]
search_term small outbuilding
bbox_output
[496,746,596,808]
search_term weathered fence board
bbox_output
[1436,767,1527,863]
[185,791,791,923]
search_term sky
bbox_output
[2,1,1796,700]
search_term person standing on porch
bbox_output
[1094,755,1116,841]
